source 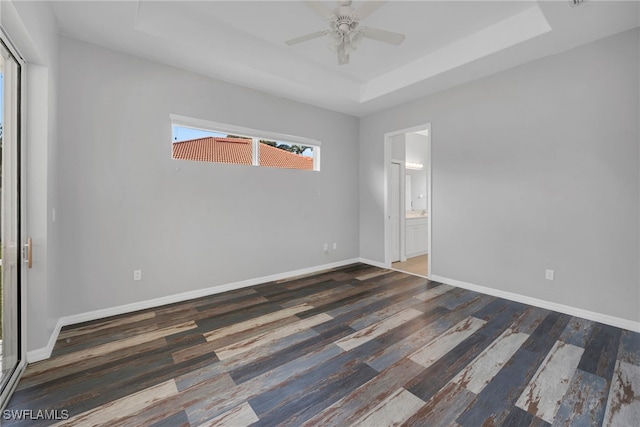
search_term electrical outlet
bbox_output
[333,242,337,250]
[545,269,554,281]
[134,270,142,281]
[323,243,329,253]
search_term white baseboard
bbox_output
[358,258,389,269]
[26,258,360,363]
[29,261,636,363]
[27,319,64,363]
[430,275,640,333]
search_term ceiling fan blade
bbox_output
[362,27,405,45]
[354,1,386,20]
[305,1,335,19]
[285,30,328,46]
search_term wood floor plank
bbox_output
[314,277,426,322]
[355,269,392,281]
[351,387,424,426]
[193,295,269,317]
[177,373,239,425]
[188,287,260,310]
[439,290,480,311]
[510,306,551,335]
[452,327,530,394]
[515,340,584,423]
[15,338,169,393]
[229,324,354,385]
[400,381,476,427]
[180,343,347,423]
[301,357,425,427]
[618,329,640,366]
[203,303,313,342]
[414,283,454,301]
[5,264,637,427]
[552,369,608,426]
[366,316,454,372]
[194,299,294,333]
[455,311,571,425]
[348,297,426,331]
[25,321,197,377]
[195,402,258,427]
[116,393,188,427]
[502,406,543,427]
[577,323,621,380]
[54,312,201,358]
[32,351,211,420]
[602,360,640,426]
[409,317,486,369]
[51,380,178,427]
[559,316,595,348]
[336,308,423,351]
[279,283,355,308]
[150,410,190,427]
[402,298,532,404]
[57,311,157,341]
[213,313,332,360]
[249,359,378,426]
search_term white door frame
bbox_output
[389,160,405,263]
[384,123,432,278]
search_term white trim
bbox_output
[27,259,640,363]
[251,137,259,166]
[431,275,640,333]
[26,258,360,363]
[426,125,432,277]
[169,113,322,147]
[357,257,388,269]
[389,160,406,263]
[313,145,321,172]
[26,321,62,363]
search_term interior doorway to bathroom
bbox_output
[385,124,431,278]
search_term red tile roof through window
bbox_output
[172,137,314,170]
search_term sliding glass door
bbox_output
[0,33,24,408]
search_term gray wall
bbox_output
[57,37,359,318]
[360,28,640,323]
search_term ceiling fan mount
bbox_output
[285,1,406,65]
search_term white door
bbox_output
[389,162,401,262]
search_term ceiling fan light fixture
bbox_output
[329,31,343,44]
[285,1,406,65]
[349,29,364,47]
[338,50,349,65]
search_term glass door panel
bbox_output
[0,36,23,406]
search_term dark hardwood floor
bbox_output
[5,263,640,426]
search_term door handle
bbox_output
[23,237,32,268]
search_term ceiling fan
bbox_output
[285,1,406,65]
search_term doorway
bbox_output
[0,33,25,409]
[385,124,431,278]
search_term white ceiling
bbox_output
[50,0,640,117]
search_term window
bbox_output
[170,114,320,171]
